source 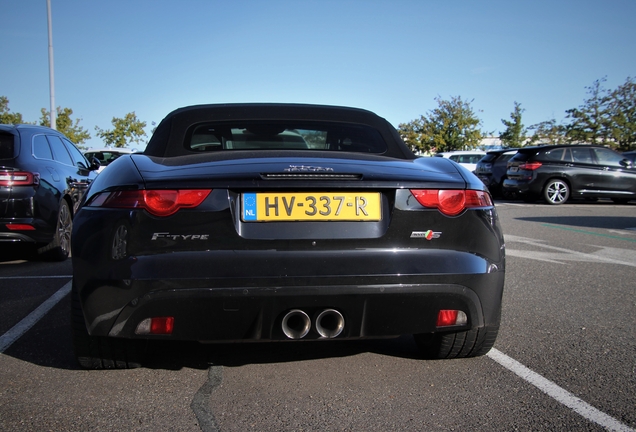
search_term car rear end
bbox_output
[475,152,498,187]
[70,104,505,368]
[502,147,545,198]
[74,158,503,336]
[0,127,46,246]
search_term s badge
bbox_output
[410,230,442,240]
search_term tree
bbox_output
[95,112,147,148]
[499,102,527,148]
[398,96,484,153]
[0,96,26,125]
[40,107,91,146]
[527,119,567,145]
[564,78,611,144]
[607,76,636,151]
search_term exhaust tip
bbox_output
[282,309,311,339]
[315,309,345,338]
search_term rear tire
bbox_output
[71,285,145,369]
[40,200,72,261]
[414,322,499,359]
[543,179,570,205]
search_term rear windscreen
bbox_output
[0,132,15,159]
[185,121,387,154]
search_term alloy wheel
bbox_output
[544,179,569,204]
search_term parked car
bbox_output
[71,103,505,369]
[0,124,98,260]
[475,149,517,198]
[503,144,636,204]
[84,147,136,172]
[434,150,486,172]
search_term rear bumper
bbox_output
[74,250,505,341]
[502,178,539,195]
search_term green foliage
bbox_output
[607,77,636,151]
[499,102,527,148]
[564,78,612,145]
[39,107,91,145]
[95,112,147,148]
[527,119,568,145]
[528,77,636,150]
[0,96,26,125]
[398,96,484,153]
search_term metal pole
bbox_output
[46,0,56,130]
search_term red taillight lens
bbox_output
[135,317,174,335]
[6,224,36,231]
[519,161,542,170]
[150,317,174,335]
[89,189,212,217]
[436,310,468,327]
[410,189,493,216]
[0,171,39,186]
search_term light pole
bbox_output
[46,0,56,130]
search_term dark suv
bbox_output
[1,124,98,260]
[475,149,517,198]
[502,144,635,204]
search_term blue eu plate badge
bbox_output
[243,193,257,221]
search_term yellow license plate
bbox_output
[242,192,381,221]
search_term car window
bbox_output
[63,138,89,167]
[46,135,74,166]
[542,148,571,162]
[1,132,15,159]
[33,135,54,160]
[570,148,593,163]
[86,151,127,166]
[593,147,626,166]
[186,122,388,154]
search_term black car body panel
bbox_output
[0,124,97,258]
[503,144,636,203]
[475,149,517,197]
[71,104,505,367]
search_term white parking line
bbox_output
[488,349,635,432]
[0,281,71,353]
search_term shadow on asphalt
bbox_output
[515,216,636,230]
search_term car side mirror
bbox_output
[620,158,633,168]
[89,157,101,171]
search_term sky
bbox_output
[1,0,635,150]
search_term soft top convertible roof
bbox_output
[144,103,415,159]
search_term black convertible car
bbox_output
[71,104,505,369]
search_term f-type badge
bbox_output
[411,230,442,240]
[284,165,334,172]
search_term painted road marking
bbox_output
[488,349,635,432]
[506,235,636,267]
[0,281,71,353]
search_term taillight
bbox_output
[410,189,493,216]
[88,189,212,217]
[519,161,542,170]
[0,171,39,186]
[436,310,468,327]
[135,317,174,335]
[6,224,36,231]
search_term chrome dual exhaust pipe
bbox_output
[315,309,345,338]
[281,309,311,339]
[281,308,345,339]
